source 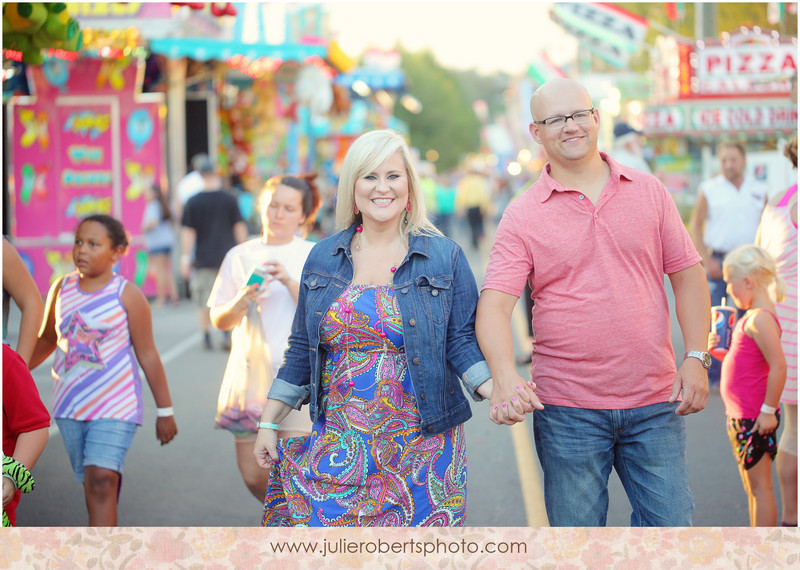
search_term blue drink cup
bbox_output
[710,301,736,360]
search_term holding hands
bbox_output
[488,371,542,425]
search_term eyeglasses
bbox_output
[533,108,596,129]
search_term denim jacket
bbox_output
[268,223,491,436]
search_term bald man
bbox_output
[476,78,711,527]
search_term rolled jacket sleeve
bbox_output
[461,361,491,401]
[267,377,310,409]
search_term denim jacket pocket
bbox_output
[415,275,452,323]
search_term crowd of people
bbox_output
[2,78,796,529]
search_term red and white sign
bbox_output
[643,106,685,132]
[644,101,797,137]
[689,103,797,132]
[693,31,796,97]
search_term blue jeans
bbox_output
[532,402,694,526]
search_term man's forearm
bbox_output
[670,263,711,351]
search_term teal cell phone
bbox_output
[245,266,268,289]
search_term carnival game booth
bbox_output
[7,55,165,296]
[148,3,347,193]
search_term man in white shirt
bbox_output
[611,122,652,174]
[690,140,768,384]
[172,153,210,223]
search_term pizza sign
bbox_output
[693,31,796,97]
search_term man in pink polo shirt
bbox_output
[476,78,711,527]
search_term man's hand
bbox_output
[705,256,723,281]
[180,256,192,280]
[670,358,709,415]
[489,372,542,425]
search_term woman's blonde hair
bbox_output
[335,129,441,239]
[723,245,787,303]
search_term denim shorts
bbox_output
[55,418,138,483]
[532,401,694,527]
[148,246,172,256]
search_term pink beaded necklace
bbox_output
[353,225,400,276]
[344,225,404,390]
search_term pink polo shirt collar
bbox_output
[534,152,634,204]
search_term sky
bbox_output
[325,2,579,75]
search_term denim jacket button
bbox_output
[409,318,416,326]
[431,289,439,297]
[412,357,420,365]
[401,288,409,294]
[420,392,426,400]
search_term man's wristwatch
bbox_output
[684,351,712,370]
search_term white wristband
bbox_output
[2,473,17,490]
[760,403,777,415]
[157,406,174,417]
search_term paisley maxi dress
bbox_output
[262,283,467,526]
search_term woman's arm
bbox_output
[747,310,786,435]
[3,239,44,366]
[122,283,178,445]
[444,246,497,394]
[253,398,295,468]
[209,282,260,330]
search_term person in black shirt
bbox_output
[180,156,247,350]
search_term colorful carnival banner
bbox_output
[10,57,163,295]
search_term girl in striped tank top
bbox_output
[755,135,798,527]
[709,245,786,526]
[31,215,178,526]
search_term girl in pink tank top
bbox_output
[708,245,787,526]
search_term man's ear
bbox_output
[529,122,543,144]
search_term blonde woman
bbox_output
[254,130,493,526]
